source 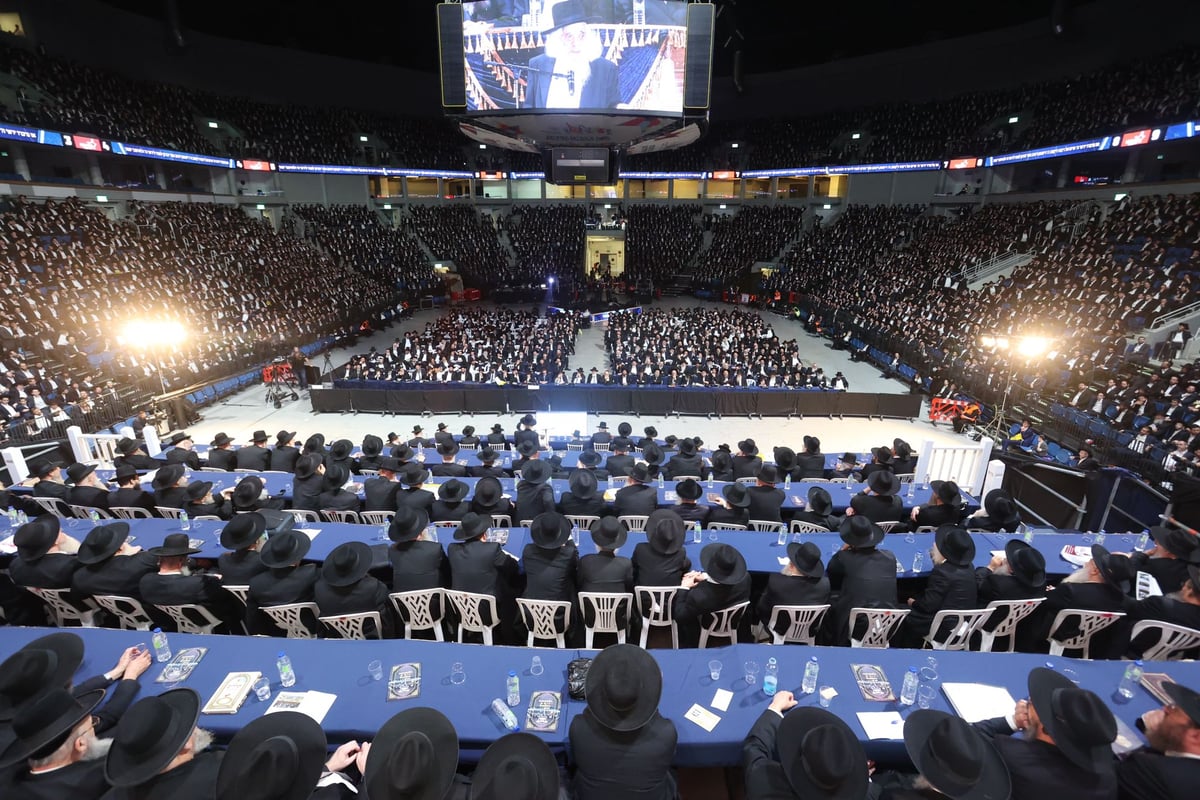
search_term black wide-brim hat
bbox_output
[259,530,312,569]
[321,541,374,586]
[871,446,893,464]
[1164,681,1200,727]
[211,432,233,447]
[578,449,602,467]
[389,507,429,544]
[773,446,797,469]
[1090,544,1132,593]
[520,414,537,427]
[517,440,539,458]
[1027,668,1117,775]
[807,486,833,515]
[391,444,415,462]
[105,688,202,787]
[276,430,296,446]
[787,541,824,578]
[585,644,662,732]
[0,632,84,721]
[530,512,572,549]
[676,478,702,501]
[251,430,269,443]
[472,732,559,800]
[521,460,552,484]
[722,483,751,508]
[234,475,267,508]
[1148,524,1200,563]
[983,489,1017,522]
[701,542,748,585]
[590,516,627,550]
[931,480,963,508]
[216,710,327,800]
[758,464,779,485]
[1004,539,1046,588]
[185,479,214,503]
[330,439,354,460]
[14,515,61,562]
[473,477,503,507]
[934,524,976,566]
[436,441,460,457]
[361,434,383,457]
[904,709,1011,800]
[437,479,468,503]
[453,512,489,541]
[77,522,132,565]
[803,435,821,453]
[866,470,900,496]
[365,708,459,800]
[401,465,430,486]
[293,454,321,480]
[151,463,185,491]
[737,439,759,457]
[476,447,499,463]
[777,707,869,800]
[642,442,665,466]
[66,462,96,484]
[679,437,698,455]
[628,463,650,483]
[116,437,139,455]
[568,469,598,499]
[148,532,200,557]
[839,516,884,548]
[647,509,686,555]
[220,513,266,551]
[0,687,106,769]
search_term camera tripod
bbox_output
[265,369,300,409]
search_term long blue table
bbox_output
[1,627,1195,766]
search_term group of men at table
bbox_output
[0,631,1197,800]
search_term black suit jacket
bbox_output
[604,454,634,477]
[522,543,578,606]
[745,486,785,523]
[8,759,109,800]
[744,710,807,800]
[292,473,325,512]
[396,487,435,515]
[100,749,223,800]
[1117,748,1200,800]
[900,561,978,645]
[429,500,468,522]
[217,550,268,585]
[515,481,556,523]
[114,453,158,471]
[68,485,110,510]
[206,448,237,471]
[577,552,634,597]
[664,454,706,480]
[389,541,450,593]
[849,493,904,523]
[108,487,156,515]
[153,487,189,512]
[755,573,831,630]
[165,447,203,470]
[974,569,1046,634]
[673,575,751,647]
[790,509,838,530]
[1023,581,1129,653]
[247,564,320,636]
[319,488,361,513]
[139,572,243,628]
[10,553,82,592]
[363,477,401,512]
[236,445,271,471]
[631,543,691,587]
[569,711,677,800]
[1115,594,1200,659]
[448,539,519,599]
[795,452,826,479]
[673,503,709,526]
[731,455,762,479]
[314,575,394,638]
[824,547,898,645]
[904,502,960,531]
[558,493,608,518]
[613,483,657,517]
[32,480,69,500]
[974,717,1115,800]
[430,462,468,478]
[1127,552,1192,594]
[72,552,159,599]
[270,445,301,473]
[469,464,511,479]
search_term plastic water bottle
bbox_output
[608,475,614,490]
[801,657,819,695]
[1137,529,1150,550]
[657,473,664,488]
[776,526,787,546]
[6,505,14,523]
[692,521,702,544]
[179,510,189,531]
[16,510,27,525]
[277,652,296,688]
[1115,660,1144,702]
[491,698,520,731]
[896,558,905,575]
[1095,529,1106,547]
[923,474,931,491]
[784,473,792,490]
[900,667,920,706]
[151,628,171,662]
[707,474,714,488]
[426,524,438,543]
[89,509,100,524]
[906,480,915,499]
[763,657,778,696]
[506,670,520,707]
[912,551,925,573]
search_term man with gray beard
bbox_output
[0,688,111,800]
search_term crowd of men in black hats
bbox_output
[692,206,807,288]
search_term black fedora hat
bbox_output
[389,507,429,544]
[931,480,963,508]
[935,524,976,566]
[803,435,821,453]
[701,542,748,585]
[116,437,140,456]
[222,513,268,551]
[361,434,383,457]
[275,430,296,447]
[644,426,658,438]
[1004,539,1046,588]
[1027,668,1117,774]
[521,460,552,484]
[0,633,84,722]
[477,447,499,463]
[807,486,833,515]
[1163,681,1200,727]
[391,443,415,462]
[597,421,609,429]
[721,483,751,508]
[0,687,105,768]
[436,423,448,431]
[787,541,825,579]
[453,512,489,541]
[113,464,139,484]
[568,469,598,499]
[77,522,132,565]
[303,433,326,453]
[293,454,321,480]
[871,446,893,464]
[1090,545,1132,593]
[437,479,468,503]
[1148,525,1200,563]
[617,422,633,436]
[411,425,424,435]
[590,517,627,550]
[642,442,664,466]
[66,462,96,484]
[893,438,913,459]
[105,688,201,787]
[251,430,269,443]
[757,464,779,485]
[491,424,504,433]
[379,457,402,473]
[983,490,1018,522]
[773,446,797,469]
[436,441,460,457]
[777,707,868,800]
[675,478,702,502]
[364,707,458,800]
[216,711,327,800]
[904,710,1010,800]
[185,479,214,503]
[578,450,602,467]
[329,439,353,460]
[647,509,686,555]
[472,732,559,800]
[401,464,430,486]
[737,438,759,457]
[628,463,650,483]
[530,512,572,549]
[321,541,374,586]
[148,532,200,558]
[259,530,312,569]
[151,463,185,491]
[866,470,900,496]
[14,515,60,562]
[678,437,698,456]
[584,644,662,732]
[462,426,475,436]
[211,432,232,447]
[473,477,503,507]
[839,516,884,548]
[234,475,267,509]
[517,440,539,458]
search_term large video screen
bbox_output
[461,0,688,115]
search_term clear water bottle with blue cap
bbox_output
[1115,660,1144,702]
[179,510,189,531]
[763,657,778,696]
[801,657,819,694]
[277,651,296,687]
[776,525,787,546]
[491,698,520,731]
[912,550,925,573]
[151,628,171,662]
[692,521,702,544]
[899,667,920,706]
[89,509,100,524]
[506,670,520,706]
[784,472,791,490]
[1137,529,1150,550]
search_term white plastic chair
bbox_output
[320,611,383,640]
[31,497,72,519]
[359,510,395,525]
[1135,571,1164,601]
[579,591,634,648]
[155,506,185,520]
[736,477,759,485]
[26,587,96,627]
[849,607,910,648]
[1128,620,1200,661]
[285,509,321,523]
[491,515,512,528]
[607,476,628,486]
[925,608,993,651]
[1047,608,1126,658]
[516,598,572,647]
[260,602,321,638]
[765,604,831,645]
[749,519,785,533]
[566,443,584,451]
[565,515,600,531]
[875,521,903,533]
[92,595,155,630]
[789,520,831,533]
[671,475,702,482]
[635,585,680,649]
[223,584,250,607]
[708,522,747,531]
[155,603,224,634]
[976,598,1045,653]
[321,509,361,524]
[698,601,750,648]
[389,589,446,641]
[446,589,500,645]
[593,443,611,452]
[618,515,649,532]
[109,506,154,520]
[69,504,112,520]
[895,473,916,484]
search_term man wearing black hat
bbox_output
[150,464,189,512]
[673,543,751,647]
[469,476,515,521]
[579,517,635,604]
[356,434,385,473]
[709,483,752,527]
[247,530,320,637]
[430,442,467,478]
[215,711,332,800]
[966,489,1022,533]
[430,479,470,522]
[732,439,763,479]
[363,458,402,512]
[746,465,785,523]
[473,731,559,800]
[634,427,658,452]
[521,512,579,638]
[743,691,872,800]
[184,480,233,521]
[603,441,635,478]
[269,430,300,473]
[71,522,157,600]
[823,517,899,646]
[0,687,109,798]
[558,469,607,518]
[861,446,895,480]
[569,644,677,800]
[755,541,831,636]
[216,513,270,585]
[575,449,610,482]
[448,512,519,641]
[291,454,326,513]
[107,465,155,516]
[795,436,825,479]
[318,464,361,513]
[899,480,963,532]
[1117,562,1200,660]
[113,439,157,472]
[896,525,979,648]
[590,421,612,449]
[512,440,540,477]
[663,438,706,481]
[516,460,556,523]
[29,459,68,501]
[613,464,658,518]
[485,423,507,448]
[1117,680,1200,800]
[362,708,459,800]
[235,430,271,471]
[1125,524,1200,594]
[610,421,634,452]
[971,668,1117,799]
[163,432,203,471]
[432,422,454,451]
[459,425,480,449]
[469,447,509,479]
[395,463,435,515]
[229,475,283,515]
[902,709,1011,800]
[670,479,709,526]
[324,439,356,475]
[514,415,540,452]
[975,538,1047,647]
[65,463,110,511]
[139,533,244,633]
[388,507,449,595]
[633,510,693,588]
[640,442,666,482]
[315,541,394,638]
[849,470,904,524]
[791,486,840,531]
[1023,545,1133,655]
[206,433,236,472]
[892,438,917,476]
[407,425,433,449]
[9,517,84,611]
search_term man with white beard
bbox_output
[0,688,111,799]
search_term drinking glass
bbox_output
[743,660,759,687]
[367,660,383,681]
[450,662,466,685]
[917,685,936,709]
[708,660,722,681]
[530,655,544,676]
[253,676,271,701]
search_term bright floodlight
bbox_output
[1017,336,1050,357]
[123,320,186,348]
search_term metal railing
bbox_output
[962,250,1033,287]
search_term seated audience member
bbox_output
[0,687,112,799]
[314,541,393,638]
[709,448,734,482]
[357,708,460,800]
[356,434,385,473]
[731,439,762,479]
[485,424,507,448]
[1116,563,1200,660]
[795,436,826,479]
[113,439,158,471]
[1003,419,1040,453]
[708,482,752,527]
[395,463,435,515]
[72,522,157,600]
[433,423,455,450]
[430,479,469,522]
[579,518,634,597]
[29,459,68,501]
[108,465,155,516]
[848,470,903,523]
[830,452,858,480]
[471,730,558,800]
[185,479,232,521]
[671,478,709,525]
[235,430,272,471]
[458,426,480,449]
[363,457,402,511]
[150,464,189,511]
[206,432,237,471]
[214,711,333,800]
[965,489,1021,533]
[632,509,692,587]
[899,709,1011,800]
[512,440,540,476]
[569,644,678,800]
[216,513,271,585]
[387,507,449,593]
[247,530,319,637]
[520,512,578,636]
[163,432,204,469]
[101,689,221,799]
[10,516,83,604]
[1125,524,1200,595]
[558,469,607,519]
[516,460,556,522]
[447,512,519,639]
[604,441,635,477]
[613,464,658,518]
[770,446,801,484]
[291,454,326,513]
[1022,544,1132,654]
[231,475,285,514]
[891,438,917,476]
[65,463,109,511]
[317,464,360,514]
[1117,680,1200,800]
[860,445,894,479]
[901,479,962,532]
[430,442,468,478]
[664,437,706,480]
[469,447,509,479]
[745,465,785,523]
[743,693,872,800]
[755,541,830,635]
[590,420,612,449]
[823,516,899,646]
[324,439,356,474]
[896,525,979,648]
[269,430,301,473]
[673,543,751,647]
[469,475,515,521]
[791,486,839,531]
[139,533,244,633]
[575,449,609,481]
[974,538,1047,646]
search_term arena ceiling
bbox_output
[103,0,1072,77]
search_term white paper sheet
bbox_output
[856,711,905,740]
[684,703,721,732]
[265,690,337,723]
[295,528,322,541]
[711,689,733,712]
[941,683,1016,724]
